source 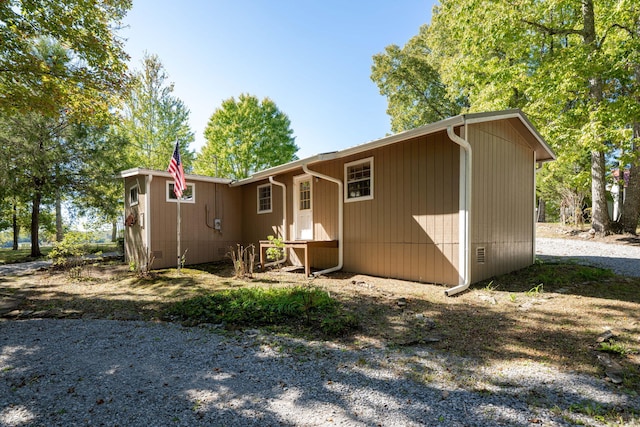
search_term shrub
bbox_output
[48,232,88,268]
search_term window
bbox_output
[257,184,272,213]
[344,157,373,202]
[129,185,139,206]
[166,181,195,203]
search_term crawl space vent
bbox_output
[476,247,486,264]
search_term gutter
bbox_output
[445,124,472,296]
[302,164,344,276]
[262,176,289,268]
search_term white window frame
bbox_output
[257,183,272,214]
[166,181,195,203]
[129,184,139,207]
[344,157,374,202]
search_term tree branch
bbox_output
[521,19,583,37]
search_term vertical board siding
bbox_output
[123,176,147,265]
[341,132,460,285]
[469,120,536,282]
[148,178,243,269]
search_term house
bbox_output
[120,109,555,295]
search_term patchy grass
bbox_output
[0,247,52,264]
[163,286,358,337]
[1,259,639,394]
[0,243,118,265]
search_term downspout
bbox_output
[262,176,288,268]
[302,164,344,276]
[533,154,540,263]
[145,174,153,271]
[445,124,472,296]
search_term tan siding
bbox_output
[337,132,460,285]
[469,121,535,282]
[123,176,147,265]
[148,178,243,269]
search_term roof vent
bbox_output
[476,247,486,264]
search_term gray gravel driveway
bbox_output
[0,241,638,426]
[536,238,640,277]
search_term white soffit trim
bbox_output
[118,168,232,185]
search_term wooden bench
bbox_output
[258,240,339,277]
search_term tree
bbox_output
[371,25,464,133]
[372,0,640,234]
[119,53,195,171]
[195,94,299,180]
[0,0,131,120]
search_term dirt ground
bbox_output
[1,223,639,392]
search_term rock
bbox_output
[596,330,615,343]
[596,353,624,384]
[478,295,497,305]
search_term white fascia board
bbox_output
[463,109,556,162]
[232,115,465,187]
[117,168,232,185]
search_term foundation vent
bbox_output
[476,247,486,264]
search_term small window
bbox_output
[166,181,195,203]
[344,157,374,202]
[257,184,272,214]
[129,185,139,206]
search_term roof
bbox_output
[232,109,555,186]
[118,168,233,185]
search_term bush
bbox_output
[48,232,88,268]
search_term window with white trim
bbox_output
[257,184,272,214]
[344,157,373,202]
[129,185,139,206]
[166,181,195,203]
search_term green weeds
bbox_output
[163,286,358,337]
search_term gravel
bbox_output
[1,240,638,426]
[1,319,637,427]
[536,238,640,277]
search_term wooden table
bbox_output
[259,240,339,277]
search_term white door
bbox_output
[294,175,313,240]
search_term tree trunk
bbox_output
[55,193,63,242]
[621,122,640,234]
[590,149,610,233]
[583,0,611,234]
[111,220,117,242]
[12,202,19,251]
[30,189,42,258]
[537,198,546,222]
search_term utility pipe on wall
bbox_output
[262,176,288,268]
[445,124,472,297]
[302,164,343,276]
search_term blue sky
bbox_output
[122,1,437,159]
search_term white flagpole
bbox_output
[177,197,181,274]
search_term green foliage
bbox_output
[48,231,88,267]
[0,1,131,121]
[119,53,195,171]
[370,25,464,132]
[163,286,359,337]
[525,283,544,297]
[598,340,630,357]
[194,94,299,179]
[372,0,640,233]
[265,235,285,262]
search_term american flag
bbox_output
[167,141,186,198]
